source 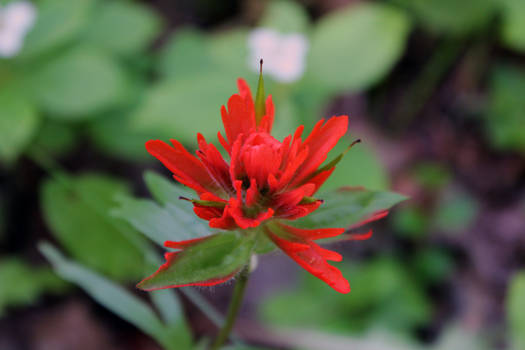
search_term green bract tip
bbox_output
[255,59,266,125]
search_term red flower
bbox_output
[145,78,353,293]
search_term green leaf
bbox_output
[130,74,234,143]
[308,3,411,92]
[137,232,254,291]
[507,271,525,350]
[0,257,68,317]
[40,174,148,280]
[83,1,162,55]
[258,0,309,33]
[395,0,496,36]
[0,87,39,164]
[322,139,389,191]
[485,65,525,153]
[294,188,406,229]
[113,172,213,247]
[38,243,189,349]
[20,0,96,59]
[30,46,126,118]
[500,0,525,52]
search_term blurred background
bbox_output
[1,0,524,349]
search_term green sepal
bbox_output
[299,196,320,205]
[255,60,266,124]
[295,188,407,229]
[137,232,255,291]
[253,228,276,254]
[316,139,361,174]
[181,197,226,209]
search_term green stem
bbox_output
[210,265,251,350]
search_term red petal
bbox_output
[344,230,373,241]
[277,147,309,190]
[229,136,244,183]
[281,200,322,220]
[306,168,335,194]
[312,244,343,262]
[266,229,350,294]
[209,208,238,230]
[217,131,231,154]
[194,206,223,220]
[146,139,220,195]
[221,94,256,145]
[273,183,316,215]
[245,178,259,207]
[276,223,345,240]
[237,78,253,102]
[291,116,348,187]
[196,133,232,193]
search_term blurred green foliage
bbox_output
[40,243,192,350]
[412,163,452,191]
[486,65,525,154]
[0,257,68,317]
[308,2,411,91]
[507,272,525,350]
[262,258,431,336]
[500,0,525,52]
[393,205,429,239]
[323,139,389,191]
[0,86,38,163]
[433,190,478,233]
[83,1,162,56]
[395,0,495,36]
[41,174,151,280]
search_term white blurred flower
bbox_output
[248,28,308,83]
[0,1,36,58]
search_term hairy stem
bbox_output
[210,265,250,350]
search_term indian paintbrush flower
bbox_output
[141,62,375,294]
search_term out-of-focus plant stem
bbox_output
[210,264,251,350]
[394,38,464,127]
